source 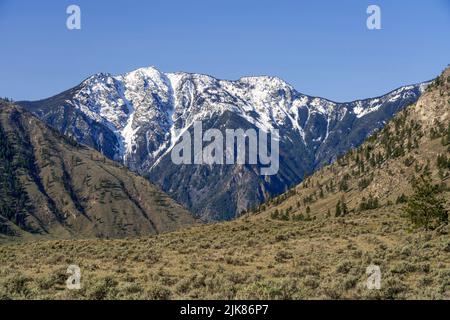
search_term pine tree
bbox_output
[271,209,280,220]
[335,200,342,217]
[447,123,450,140]
[339,179,349,192]
[402,175,448,230]
[341,197,348,216]
[437,154,450,169]
[396,194,408,204]
[445,122,450,146]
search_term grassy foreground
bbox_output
[0,207,449,300]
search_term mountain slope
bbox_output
[1,69,449,300]
[0,100,196,241]
[18,67,428,220]
[254,67,450,225]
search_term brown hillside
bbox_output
[257,67,450,222]
[0,101,196,242]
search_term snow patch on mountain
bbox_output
[65,66,428,169]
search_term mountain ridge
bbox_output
[72,65,430,104]
[18,66,430,220]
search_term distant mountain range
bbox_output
[18,67,429,220]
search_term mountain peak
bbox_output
[124,65,163,78]
[238,75,292,89]
[18,66,431,220]
[87,72,114,81]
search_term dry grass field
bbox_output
[0,207,448,300]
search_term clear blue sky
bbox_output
[1,0,449,102]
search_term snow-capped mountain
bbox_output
[19,66,428,220]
